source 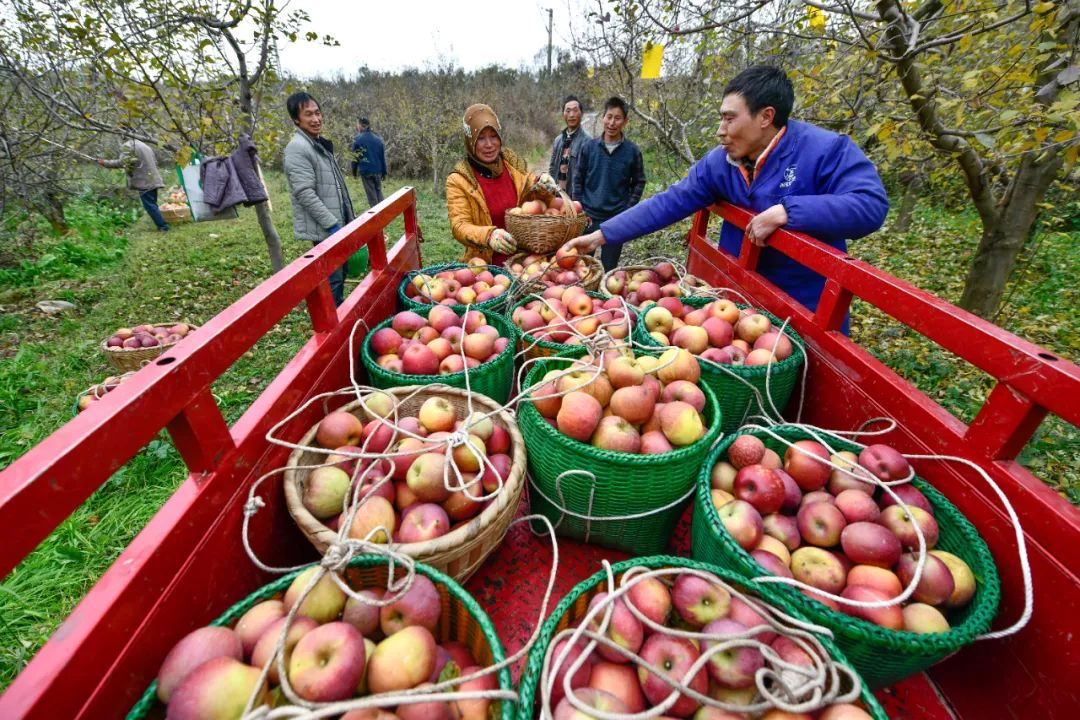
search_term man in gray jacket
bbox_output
[98,138,169,231]
[547,95,590,198]
[283,91,356,305]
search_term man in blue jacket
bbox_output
[562,66,888,330]
[351,117,387,207]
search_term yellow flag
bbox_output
[807,6,827,30]
[641,43,664,79]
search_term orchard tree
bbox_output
[591,0,1080,318]
[0,0,335,271]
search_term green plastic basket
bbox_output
[516,555,888,720]
[504,291,636,362]
[519,354,724,555]
[691,425,1001,688]
[361,305,518,404]
[633,297,805,432]
[127,555,513,719]
[399,262,515,313]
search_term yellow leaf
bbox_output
[807,6,827,30]
[640,43,663,80]
[1033,1,1056,14]
[1034,127,1049,142]
[1052,130,1075,143]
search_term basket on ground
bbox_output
[691,425,1001,688]
[398,262,515,312]
[101,322,199,372]
[285,385,527,582]
[505,291,635,363]
[634,296,805,432]
[127,554,514,719]
[361,305,517,403]
[519,354,723,554]
[504,190,589,254]
[516,555,888,720]
[159,206,192,224]
[504,251,604,292]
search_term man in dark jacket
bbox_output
[351,118,387,208]
[283,91,355,305]
[547,95,590,196]
[562,66,888,332]
[571,96,646,271]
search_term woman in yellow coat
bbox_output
[446,103,557,264]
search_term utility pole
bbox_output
[546,8,553,76]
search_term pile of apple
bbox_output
[77,373,133,412]
[155,566,496,718]
[642,297,795,366]
[511,285,633,346]
[506,195,583,217]
[104,322,193,351]
[542,570,874,719]
[602,260,685,305]
[527,348,710,454]
[709,437,977,633]
[369,307,509,376]
[303,393,513,545]
[403,258,512,306]
[508,246,596,288]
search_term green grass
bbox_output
[0,168,1077,689]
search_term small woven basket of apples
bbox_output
[283,385,526,583]
[127,554,514,720]
[504,190,590,254]
[693,425,1001,688]
[505,247,604,292]
[101,322,197,372]
[516,555,888,720]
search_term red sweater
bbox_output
[474,169,518,264]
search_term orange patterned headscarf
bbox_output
[463,103,504,177]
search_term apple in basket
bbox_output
[371,309,508,375]
[104,322,192,350]
[512,286,633,343]
[406,266,511,306]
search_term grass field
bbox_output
[0,167,1076,689]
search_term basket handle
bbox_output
[557,189,579,218]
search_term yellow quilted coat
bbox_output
[445,149,538,263]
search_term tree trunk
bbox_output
[892,172,921,232]
[39,192,69,234]
[958,152,1061,317]
[253,200,283,271]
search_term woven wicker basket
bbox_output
[505,291,635,363]
[159,206,192,224]
[101,323,198,373]
[599,263,716,302]
[633,297,806,432]
[127,555,513,720]
[284,386,527,583]
[504,251,604,292]
[691,425,1001,688]
[516,555,888,720]
[504,191,589,254]
[519,354,723,554]
[399,262,515,313]
[360,306,517,404]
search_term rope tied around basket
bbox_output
[539,562,863,719]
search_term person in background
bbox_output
[97,138,169,232]
[547,95,590,197]
[561,66,888,333]
[445,103,558,264]
[283,91,355,306]
[351,117,387,208]
[571,96,646,271]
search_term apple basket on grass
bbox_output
[126,554,514,720]
[518,351,724,555]
[504,190,590,254]
[101,322,197,373]
[360,305,518,404]
[516,555,888,720]
[634,296,806,432]
[506,288,637,363]
[284,385,526,583]
[398,261,516,313]
[691,425,1000,688]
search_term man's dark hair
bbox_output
[286,91,320,121]
[359,117,371,129]
[562,95,582,112]
[723,66,794,128]
[604,96,629,117]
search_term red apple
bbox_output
[637,635,707,717]
[288,622,367,702]
[672,574,731,628]
[796,501,847,548]
[733,464,786,515]
[783,440,832,492]
[840,522,902,568]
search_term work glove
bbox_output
[488,228,516,255]
[530,172,559,197]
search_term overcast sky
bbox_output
[279,0,585,77]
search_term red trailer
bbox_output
[0,187,1077,718]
